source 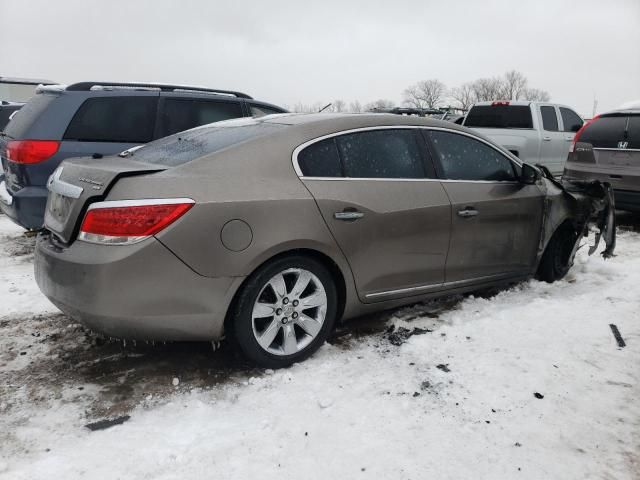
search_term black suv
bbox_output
[0,81,286,229]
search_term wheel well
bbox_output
[223,248,348,334]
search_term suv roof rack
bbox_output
[66,81,253,99]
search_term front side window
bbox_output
[540,106,559,131]
[297,138,342,177]
[560,107,583,132]
[335,129,425,178]
[64,96,157,143]
[159,99,243,137]
[428,130,517,182]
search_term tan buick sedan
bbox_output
[35,114,615,367]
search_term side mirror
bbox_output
[520,163,541,185]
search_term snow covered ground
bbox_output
[1,214,639,479]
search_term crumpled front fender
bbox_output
[536,166,616,267]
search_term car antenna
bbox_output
[318,103,332,112]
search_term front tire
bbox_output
[536,226,578,283]
[230,255,338,368]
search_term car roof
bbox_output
[0,76,56,85]
[262,112,465,130]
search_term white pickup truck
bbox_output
[462,101,584,176]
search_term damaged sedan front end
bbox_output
[535,165,616,282]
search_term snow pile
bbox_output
[0,216,638,479]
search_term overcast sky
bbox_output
[1,0,638,116]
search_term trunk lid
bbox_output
[44,156,166,244]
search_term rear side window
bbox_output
[579,116,628,148]
[464,105,533,129]
[130,122,286,167]
[250,104,283,118]
[335,129,425,178]
[297,138,342,177]
[159,99,243,137]
[540,106,559,131]
[560,107,583,132]
[64,97,157,143]
[428,131,517,182]
[3,93,56,138]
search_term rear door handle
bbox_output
[543,136,552,141]
[457,208,479,218]
[334,210,364,221]
[565,135,574,141]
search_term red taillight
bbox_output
[79,199,194,244]
[491,101,510,106]
[570,114,600,153]
[6,140,60,164]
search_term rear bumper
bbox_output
[0,181,47,230]
[35,232,245,341]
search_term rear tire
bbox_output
[230,255,338,368]
[536,226,578,283]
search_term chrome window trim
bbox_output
[291,125,523,183]
[365,272,523,300]
[86,197,195,210]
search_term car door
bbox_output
[538,105,566,175]
[296,127,451,302]
[425,129,544,285]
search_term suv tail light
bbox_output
[78,198,195,245]
[6,140,60,164]
[570,115,600,153]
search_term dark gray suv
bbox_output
[0,82,286,229]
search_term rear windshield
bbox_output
[580,115,630,148]
[625,115,639,149]
[129,120,287,167]
[464,105,533,129]
[3,93,56,138]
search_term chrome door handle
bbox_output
[457,208,478,218]
[565,136,574,141]
[334,211,364,221]
[543,136,552,141]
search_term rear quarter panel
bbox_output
[107,134,355,282]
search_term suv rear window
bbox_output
[64,97,158,143]
[464,105,533,129]
[129,121,286,167]
[579,115,628,148]
[159,99,243,137]
[3,93,56,138]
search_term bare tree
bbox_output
[364,99,396,111]
[449,82,476,110]
[522,88,551,102]
[502,70,528,100]
[349,100,363,113]
[403,79,446,109]
[471,77,506,102]
[331,99,346,112]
